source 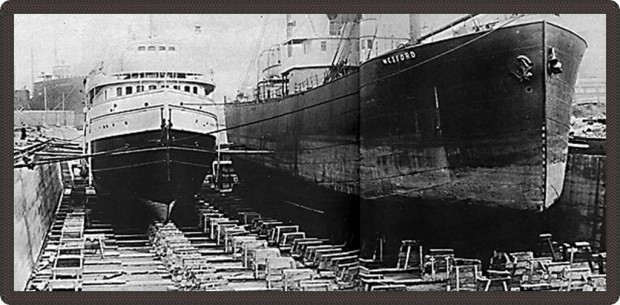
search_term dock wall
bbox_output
[13,163,64,291]
[548,153,606,249]
[14,111,75,127]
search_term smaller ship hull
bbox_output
[91,129,216,207]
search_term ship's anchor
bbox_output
[548,47,563,75]
[512,55,533,82]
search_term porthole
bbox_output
[525,86,533,93]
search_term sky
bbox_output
[14,14,606,102]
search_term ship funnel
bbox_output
[409,14,422,45]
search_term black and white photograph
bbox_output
[11,12,608,295]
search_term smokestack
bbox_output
[409,14,422,45]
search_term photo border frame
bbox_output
[1,1,618,304]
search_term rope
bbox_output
[240,15,270,91]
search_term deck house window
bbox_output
[148,46,156,51]
[184,86,191,92]
[116,87,122,96]
[168,46,176,51]
[138,46,146,51]
[148,84,157,90]
[367,39,373,49]
[329,20,341,36]
[125,86,133,95]
[193,87,198,94]
[136,85,144,93]
[173,85,180,90]
[321,41,327,52]
[159,46,166,51]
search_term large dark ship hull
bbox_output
[91,129,216,207]
[360,21,586,211]
[225,20,586,248]
[226,73,360,244]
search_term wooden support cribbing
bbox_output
[230,235,257,259]
[447,258,482,291]
[318,250,360,271]
[308,248,343,268]
[336,265,360,290]
[396,240,423,271]
[242,240,268,268]
[84,234,106,259]
[327,255,359,273]
[522,256,552,284]
[299,279,332,291]
[208,218,232,240]
[370,284,407,291]
[238,212,261,225]
[283,269,315,291]
[476,270,511,291]
[223,226,249,252]
[303,245,341,265]
[424,249,454,279]
[215,222,239,245]
[279,232,306,251]
[265,257,296,289]
[564,267,591,291]
[259,221,283,238]
[270,225,299,246]
[585,274,606,291]
[291,238,320,256]
[251,248,281,279]
[200,212,223,234]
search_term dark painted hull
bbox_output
[360,21,586,210]
[225,19,587,265]
[91,129,216,205]
[226,20,586,211]
[232,157,360,247]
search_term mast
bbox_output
[30,46,34,94]
[409,14,422,45]
[286,14,294,40]
[324,14,361,82]
[54,39,58,65]
[148,14,157,38]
